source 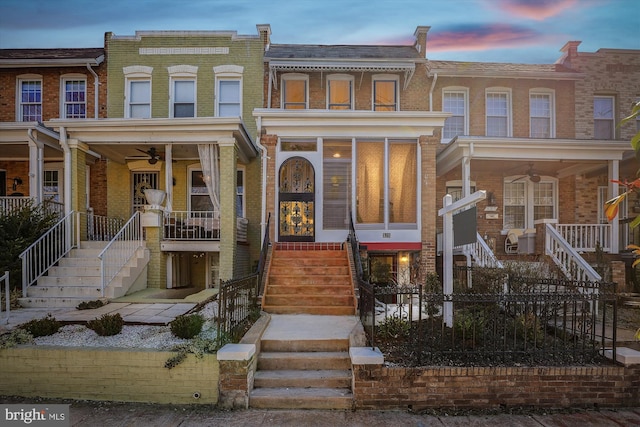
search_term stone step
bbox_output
[261,305,356,316]
[264,294,354,307]
[47,265,101,277]
[249,387,353,410]
[261,337,349,353]
[254,369,351,389]
[269,265,351,275]
[68,248,104,258]
[37,275,102,287]
[267,275,352,286]
[266,285,353,295]
[24,285,102,298]
[17,296,100,308]
[258,351,351,370]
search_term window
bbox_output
[373,75,398,111]
[442,89,467,139]
[124,66,153,119]
[44,169,61,202]
[236,169,245,217]
[327,75,353,110]
[62,78,86,119]
[388,142,416,223]
[530,91,554,138]
[214,65,243,117]
[18,78,42,122]
[323,140,352,229]
[171,79,195,117]
[282,74,307,109]
[190,170,214,212]
[594,96,615,139]
[486,90,511,137]
[503,178,557,230]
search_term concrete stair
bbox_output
[262,245,356,315]
[19,241,149,308]
[250,323,353,409]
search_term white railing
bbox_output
[0,196,33,213]
[163,210,221,240]
[545,223,602,282]
[20,211,78,297]
[556,224,611,253]
[98,211,143,296]
[458,233,504,269]
[81,210,126,241]
[1,271,9,325]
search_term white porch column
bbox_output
[462,155,471,197]
[609,160,619,254]
[164,144,173,212]
[28,139,44,204]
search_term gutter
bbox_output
[255,116,268,243]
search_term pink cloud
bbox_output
[490,0,578,20]
[427,24,545,53]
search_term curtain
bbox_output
[198,144,220,217]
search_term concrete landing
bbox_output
[261,314,359,341]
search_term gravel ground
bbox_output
[32,301,218,350]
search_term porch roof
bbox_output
[253,109,450,139]
[0,122,63,158]
[436,136,633,177]
[46,117,258,164]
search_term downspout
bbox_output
[255,116,268,242]
[59,127,72,215]
[267,67,273,109]
[428,72,438,111]
[86,63,100,118]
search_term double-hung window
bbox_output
[442,89,467,140]
[486,89,511,137]
[172,79,196,117]
[62,77,87,119]
[373,75,398,111]
[214,65,243,117]
[282,74,308,109]
[124,66,152,119]
[327,75,353,110]
[503,177,557,230]
[236,169,245,217]
[18,77,42,122]
[594,96,615,139]
[530,90,554,138]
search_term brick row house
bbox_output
[0,24,638,307]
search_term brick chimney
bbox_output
[414,26,431,58]
[557,41,581,67]
[257,24,271,51]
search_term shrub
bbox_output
[170,313,205,339]
[20,314,60,337]
[165,337,219,369]
[87,313,124,336]
[76,300,105,310]
[0,328,34,349]
[0,287,22,311]
[377,316,410,340]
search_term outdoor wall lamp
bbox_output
[12,177,22,191]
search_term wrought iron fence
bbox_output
[217,274,260,346]
[358,269,617,366]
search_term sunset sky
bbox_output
[0,0,637,63]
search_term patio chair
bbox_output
[505,229,523,254]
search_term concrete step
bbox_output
[266,285,353,295]
[47,265,101,277]
[78,241,109,250]
[258,351,351,370]
[271,257,348,267]
[249,387,353,410]
[261,305,356,316]
[68,248,104,258]
[37,276,102,287]
[57,257,102,267]
[261,337,349,352]
[24,285,102,298]
[18,296,100,308]
[274,250,345,259]
[254,369,351,389]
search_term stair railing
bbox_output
[459,233,504,269]
[19,211,78,297]
[545,223,602,283]
[98,211,143,296]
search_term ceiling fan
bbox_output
[511,163,541,183]
[136,147,162,164]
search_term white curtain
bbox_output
[198,144,220,217]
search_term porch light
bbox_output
[333,152,341,158]
[12,177,22,191]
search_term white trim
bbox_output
[502,176,557,230]
[16,75,42,122]
[214,65,243,118]
[594,95,616,139]
[485,87,512,137]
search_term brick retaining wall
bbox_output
[0,347,219,404]
[353,365,640,410]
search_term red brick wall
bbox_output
[353,365,640,410]
[0,161,29,195]
[89,159,108,216]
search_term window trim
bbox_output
[372,74,399,111]
[503,176,557,231]
[485,88,512,137]
[16,74,43,122]
[442,87,469,141]
[594,95,615,139]
[214,65,244,117]
[326,74,354,110]
[123,66,153,119]
[60,73,87,119]
[281,73,309,109]
[168,65,197,118]
[529,89,555,138]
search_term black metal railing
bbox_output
[358,268,617,366]
[256,212,271,296]
[217,274,260,347]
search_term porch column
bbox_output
[28,139,44,205]
[419,131,440,278]
[461,153,471,197]
[609,160,619,254]
[261,134,278,242]
[164,144,173,212]
[219,138,237,281]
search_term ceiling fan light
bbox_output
[148,157,158,165]
[530,174,541,183]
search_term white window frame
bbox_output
[44,164,63,203]
[372,74,399,111]
[123,66,153,119]
[188,165,214,213]
[594,95,615,139]
[236,167,245,218]
[214,65,244,117]
[17,74,42,122]
[442,87,468,141]
[60,74,87,119]
[281,73,308,109]
[168,65,197,118]
[486,88,512,137]
[503,177,557,231]
[326,74,354,110]
[529,89,555,138]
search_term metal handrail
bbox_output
[98,211,143,296]
[1,271,9,325]
[19,211,78,297]
[545,223,602,283]
[256,212,271,296]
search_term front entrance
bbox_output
[279,157,315,242]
